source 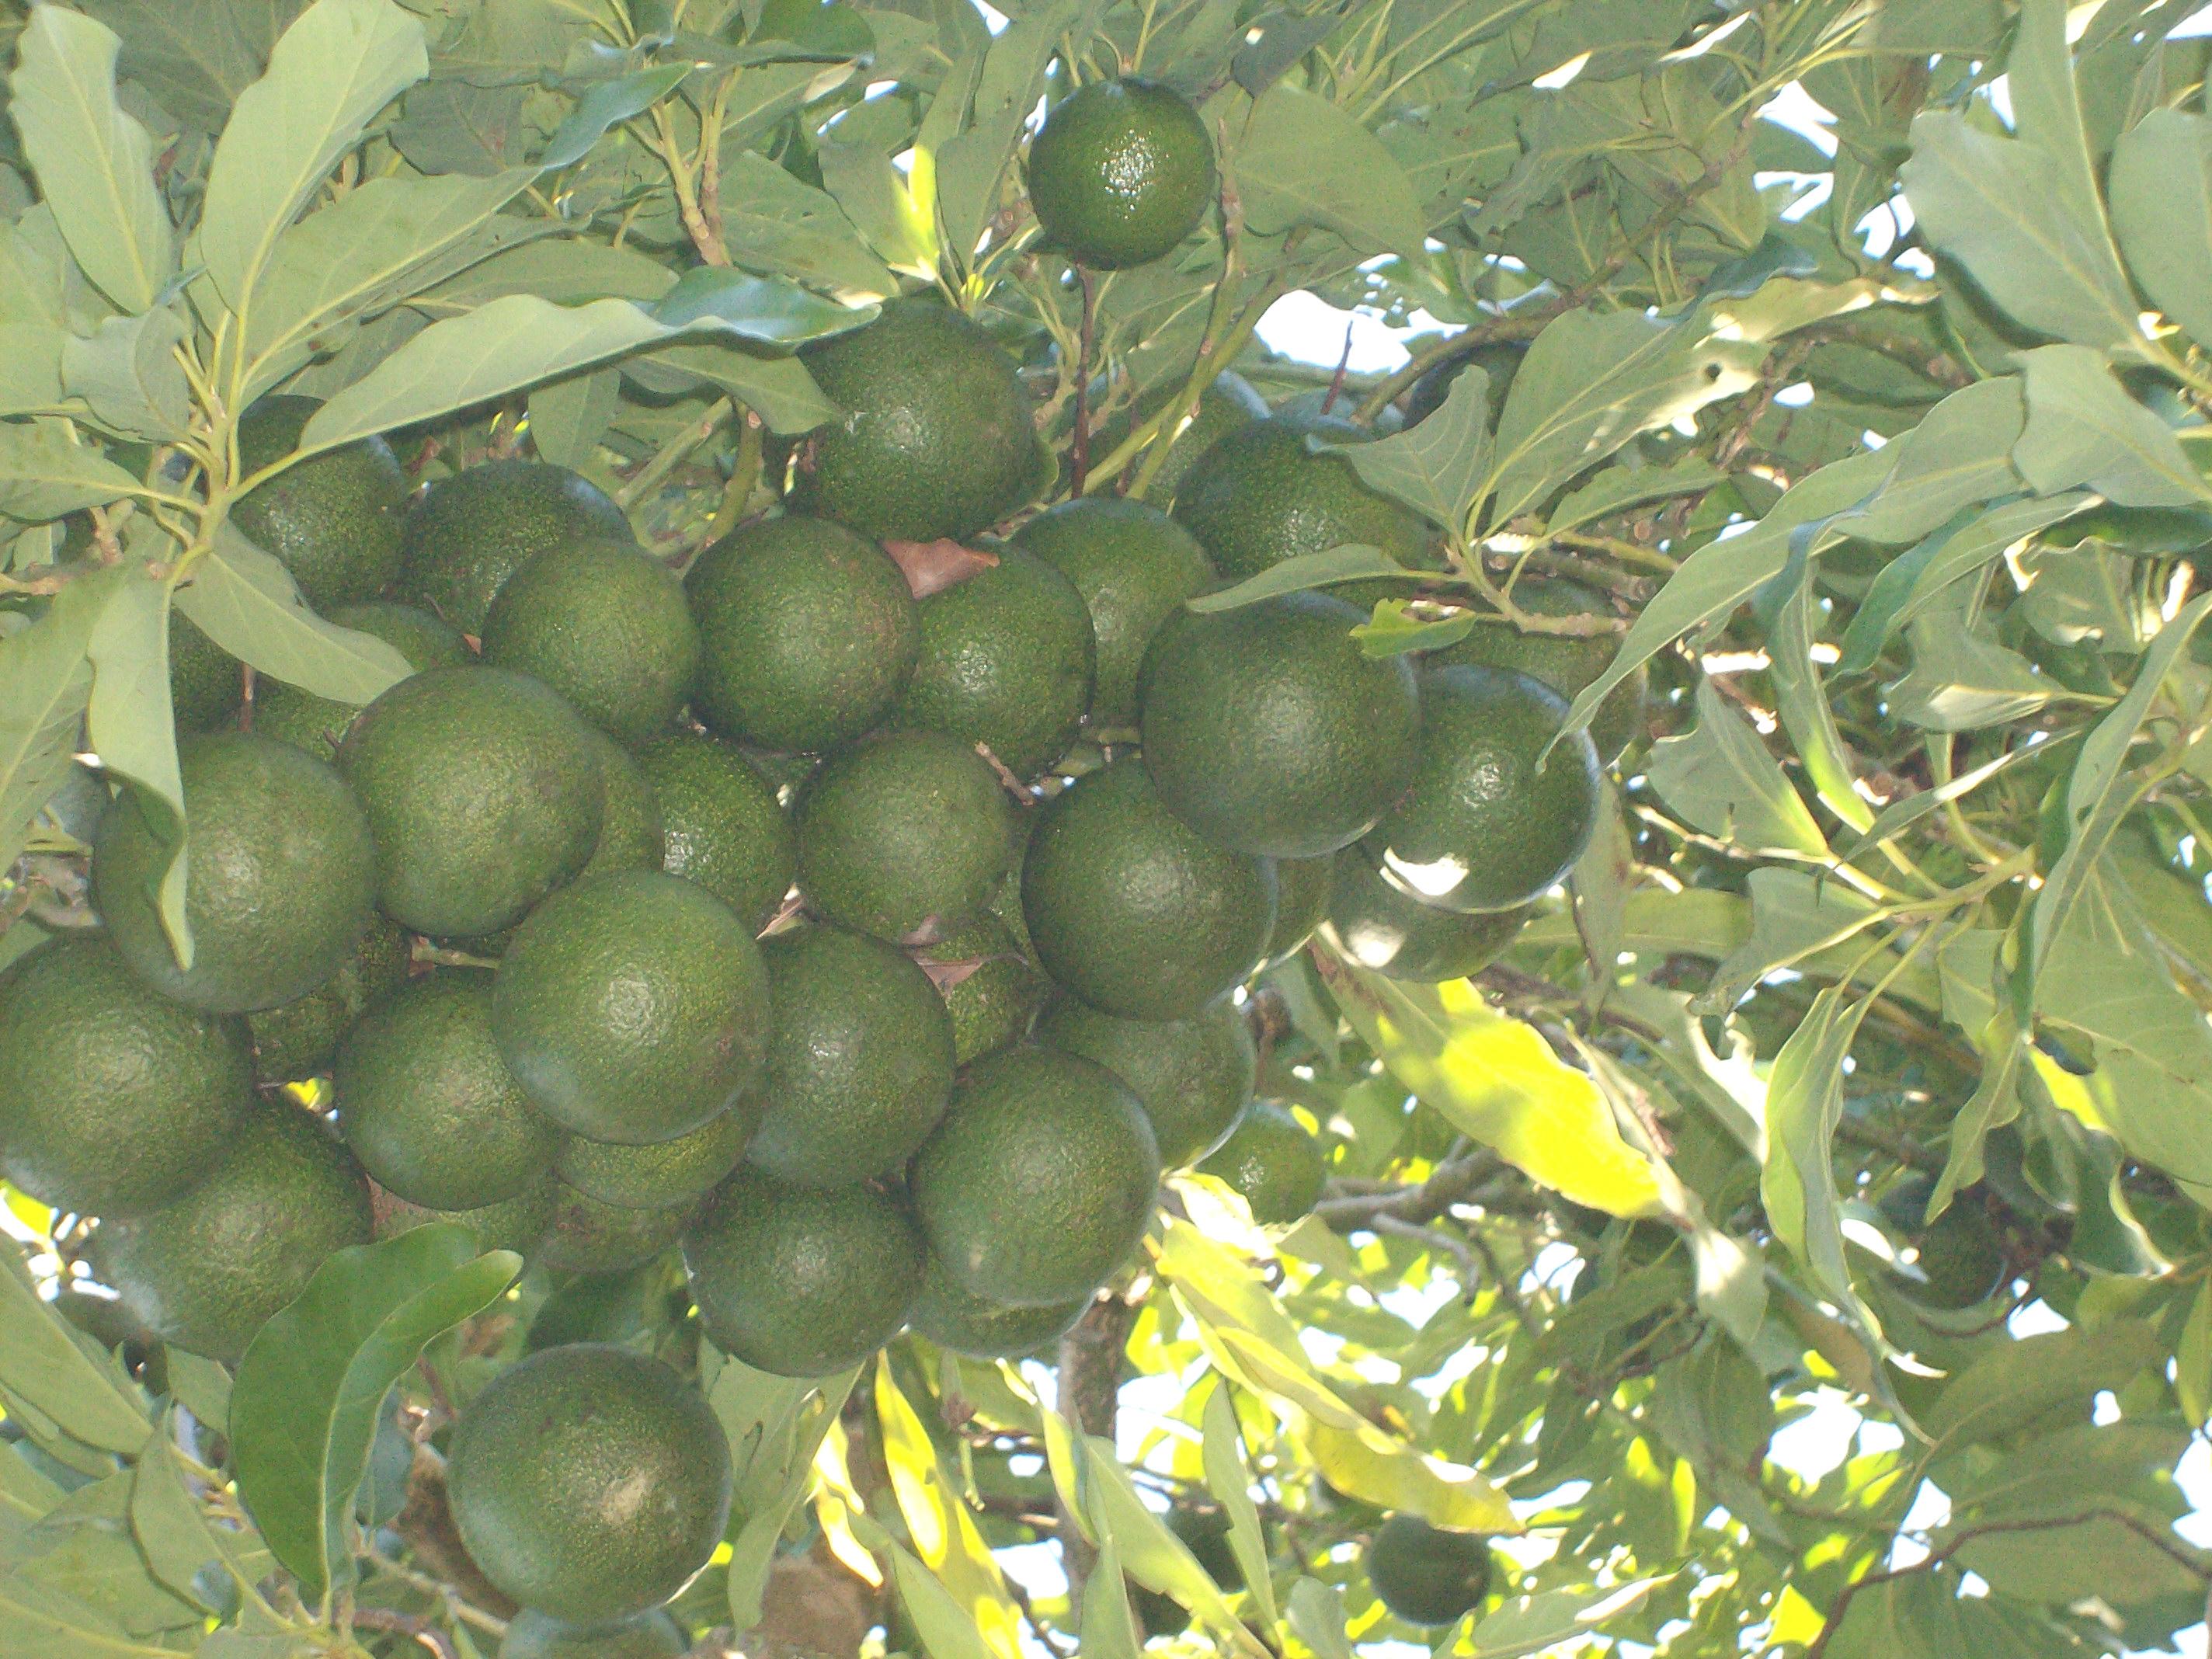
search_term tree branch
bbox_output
[1055,1292,1139,1618]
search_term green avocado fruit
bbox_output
[231,395,409,610]
[1027,76,1216,269]
[1035,993,1254,1170]
[400,460,632,635]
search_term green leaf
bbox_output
[524,370,619,472]
[1759,547,1871,832]
[1184,545,1407,611]
[1699,869,1885,1014]
[85,553,190,969]
[1844,374,2026,543]
[624,342,838,433]
[651,267,877,350]
[886,1541,997,1659]
[1200,1382,1278,1630]
[0,422,147,522]
[231,1223,520,1602]
[0,1574,187,1659]
[173,527,413,704]
[715,1359,857,1631]
[1285,1578,1352,1659]
[8,9,174,314]
[1759,983,1878,1327]
[2108,108,2212,352]
[127,1424,238,1616]
[1317,956,1664,1217]
[60,310,193,443]
[935,0,1083,271]
[299,295,680,457]
[1461,1580,1665,1658]
[2029,593,2212,983]
[1301,1418,1517,1534]
[1485,309,1759,527]
[1349,600,1473,658]
[0,1249,149,1457]
[1319,366,1489,534]
[539,63,691,172]
[0,562,123,871]
[1552,448,1892,743]
[1643,680,1828,858]
[713,149,901,301]
[1835,495,2093,676]
[1886,620,2069,733]
[198,0,430,312]
[1080,1435,1260,1652]
[873,1364,1024,1659]
[1926,1321,2162,1448]
[1545,456,1723,536]
[74,2,310,137]
[1079,1539,1146,1659]
[1240,85,1425,264]
[2012,344,2212,506]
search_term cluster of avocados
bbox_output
[0,73,1628,1648]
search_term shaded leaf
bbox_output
[0,562,123,871]
[1644,680,1828,858]
[652,266,877,350]
[1320,365,1489,533]
[2109,107,2212,352]
[85,553,190,968]
[539,63,690,172]
[1239,84,1425,263]
[1201,1382,1278,1630]
[1080,1434,1261,1652]
[0,421,147,522]
[1462,1580,1665,1658]
[2012,343,2212,506]
[0,1247,148,1457]
[60,310,192,443]
[175,527,412,704]
[1184,545,1405,611]
[1926,1321,2162,1448]
[1759,984,1878,1327]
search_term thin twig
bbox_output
[1071,266,1098,495]
[353,1606,457,1659]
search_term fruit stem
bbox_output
[1071,265,1099,494]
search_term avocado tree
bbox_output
[5,0,2212,1655]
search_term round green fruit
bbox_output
[791,297,1046,542]
[683,1167,925,1376]
[794,730,1016,941]
[481,538,701,748]
[911,1046,1160,1306]
[1169,412,1440,598]
[895,547,1095,778]
[635,732,794,933]
[687,514,920,753]
[1021,756,1276,1020]
[539,1184,694,1274]
[334,971,563,1211]
[1402,341,1526,427]
[556,1108,752,1211]
[1035,994,1254,1170]
[576,730,666,880]
[0,936,252,1217]
[1140,592,1420,859]
[374,1174,558,1260]
[1365,1514,1494,1627]
[252,601,472,760]
[400,460,632,635]
[1196,1101,1326,1225]
[231,395,409,610]
[94,1104,373,1363]
[1027,76,1216,269]
[249,916,414,1084]
[909,1257,1088,1360]
[1013,497,1216,727]
[94,732,376,1013]
[1365,666,1600,914]
[499,1610,688,1659]
[1260,855,1332,968]
[911,916,1049,1064]
[171,611,243,733]
[493,871,770,1145]
[446,1344,732,1626]
[1881,1173,2011,1310]
[748,926,956,1188]
[337,667,607,937]
[1323,851,1531,983]
[1430,579,1643,761]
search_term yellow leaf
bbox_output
[1303,1421,1522,1536]
[1320,955,1664,1217]
[874,1365,1025,1659]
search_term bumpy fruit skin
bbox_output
[253,601,472,760]
[1259,855,1332,968]
[1430,579,1643,763]
[1196,1100,1326,1225]
[1169,412,1441,600]
[539,1183,694,1273]
[0,937,252,1217]
[1026,77,1216,270]
[749,927,956,1188]
[1021,757,1276,1021]
[1365,1515,1494,1627]
[231,395,409,610]
[576,730,666,881]
[1035,994,1254,1170]
[95,732,377,1014]
[1323,851,1531,983]
[493,871,770,1145]
[446,1344,732,1626]
[911,1046,1160,1306]
[634,733,793,933]
[335,971,564,1212]
[683,1167,925,1376]
[95,1105,374,1364]
[1365,666,1600,914]
[558,1108,753,1210]
[795,730,1017,942]
[913,916,1049,1065]
[1136,371,1267,502]
[170,611,243,733]
[792,298,1046,542]
[336,666,607,938]
[686,515,920,753]
[374,1174,557,1260]
[481,538,701,748]
[1013,498,1216,727]
[1881,1174,2012,1309]
[895,548,1096,778]
[400,460,632,635]
[499,1609,688,1659]
[909,1257,1088,1359]
[250,917,414,1084]
[1140,592,1421,859]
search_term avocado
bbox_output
[556,1108,753,1211]
[911,915,1049,1064]
[1365,1514,1494,1627]
[252,600,472,760]
[1035,993,1254,1170]
[399,460,631,635]
[1195,1100,1326,1225]
[634,732,794,933]
[908,1256,1089,1359]
[249,916,414,1084]
[1027,77,1216,269]
[1323,851,1532,984]
[231,395,409,610]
